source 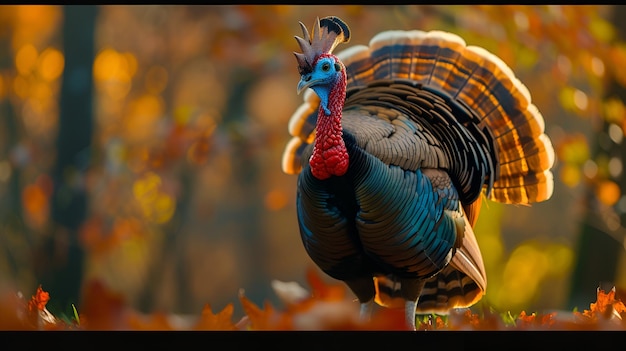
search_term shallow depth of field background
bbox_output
[0,5,625,320]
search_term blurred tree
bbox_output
[34,5,98,315]
[0,9,24,289]
[569,5,626,310]
[222,66,271,306]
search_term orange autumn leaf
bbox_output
[0,290,34,330]
[594,287,626,315]
[517,310,535,323]
[305,268,347,302]
[540,312,557,328]
[193,303,238,330]
[28,285,49,312]
[238,290,291,330]
[26,285,61,329]
[579,287,625,321]
[515,310,556,329]
[127,311,174,330]
[11,275,626,330]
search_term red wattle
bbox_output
[309,55,349,180]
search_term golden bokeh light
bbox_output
[30,81,53,101]
[94,48,130,82]
[573,89,588,111]
[151,193,176,224]
[596,180,621,206]
[582,159,598,180]
[609,157,623,178]
[15,44,38,76]
[591,56,605,77]
[132,172,176,224]
[498,243,549,308]
[38,47,64,81]
[558,134,590,166]
[513,11,529,32]
[545,244,574,276]
[608,123,623,144]
[603,98,625,125]
[133,171,161,203]
[93,48,137,100]
[11,6,62,51]
[560,164,581,188]
[123,94,164,144]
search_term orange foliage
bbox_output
[127,311,175,331]
[575,287,626,326]
[79,216,146,256]
[193,304,239,330]
[0,272,625,331]
[514,311,557,329]
[238,292,291,330]
[28,285,49,312]
[21,183,49,228]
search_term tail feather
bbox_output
[283,28,555,205]
[374,268,483,314]
[490,169,554,204]
[282,89,319,175]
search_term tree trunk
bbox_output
[35,5,98,315]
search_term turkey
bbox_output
[281,16,555,330]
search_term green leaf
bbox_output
[501,311,517,327]
[72,303,80,325]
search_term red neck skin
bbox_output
[309,56,348,180]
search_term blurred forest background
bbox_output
[0,4,625,321]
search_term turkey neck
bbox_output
[309,67,349,180]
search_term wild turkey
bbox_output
[281,16,555,330]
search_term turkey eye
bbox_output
[321,62,330,72]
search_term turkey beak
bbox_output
[297,75,319,95]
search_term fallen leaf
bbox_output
[305,268,347,302]
[238,289,292,330]
[0,290,32,330]
[80,280,129,330]
[127,311,174,330]
[28,285,49,312]
[577,287,625,321]
[193,303,238,330]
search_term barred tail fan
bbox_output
[283,27,555,205]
